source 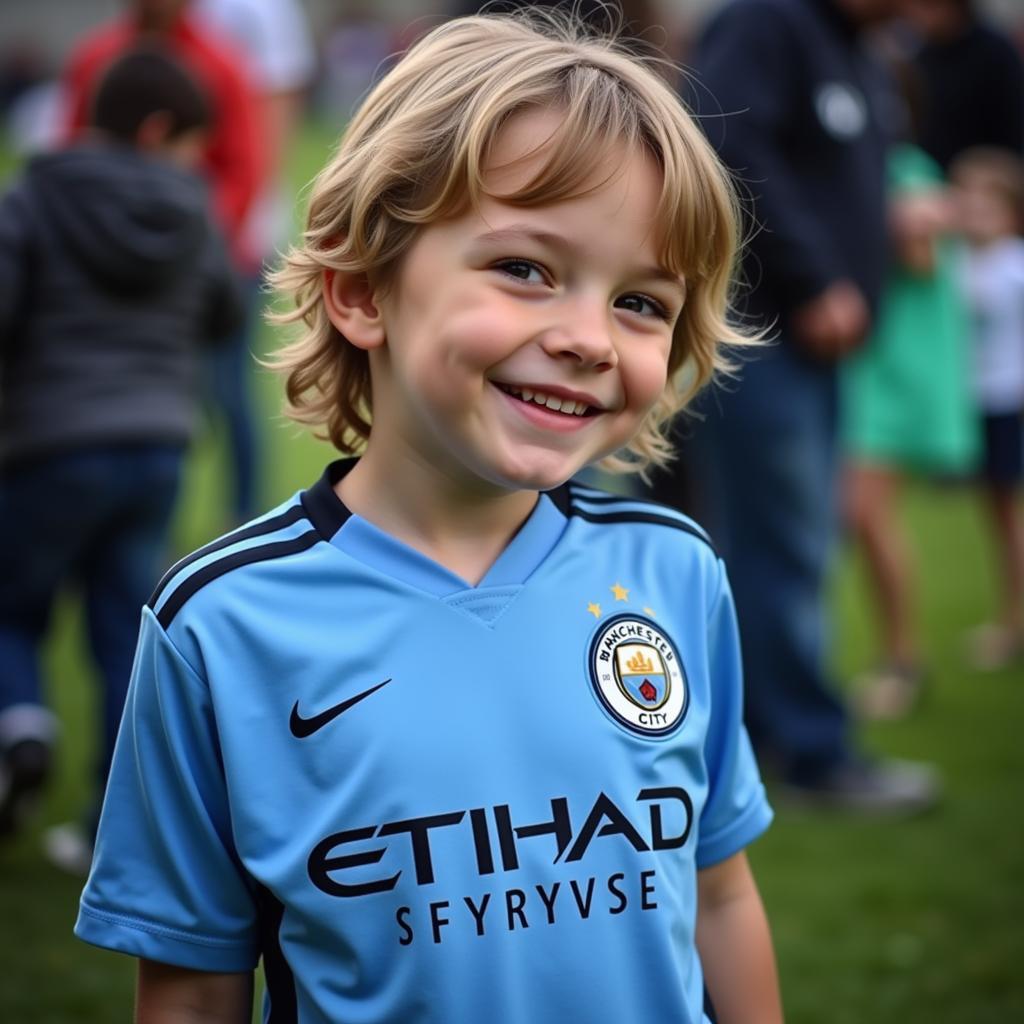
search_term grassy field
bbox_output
[0,122,1022,1022]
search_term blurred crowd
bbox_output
[0,0,1022,876]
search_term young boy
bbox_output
[952,147,1024,669]
[75,14,782,1023]
[0,47,242,857]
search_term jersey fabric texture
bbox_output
[76,461,772,1024]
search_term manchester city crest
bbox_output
[588,615,687,737]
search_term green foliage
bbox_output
[0,121,1021,1022]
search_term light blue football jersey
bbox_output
[76,460,771,1024]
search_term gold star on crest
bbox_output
[611,582,629,602]
[587,602,602,618]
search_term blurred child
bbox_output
[841,141,978,719]
[951,147,1024,670]
[64,0,266,524]
[74,14,782,1023]
[0,47,242,864]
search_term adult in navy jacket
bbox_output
[657,0,938,809]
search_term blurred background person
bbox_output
[904,0,1024,170]
[62,0,266,525]
[192,0,317,522]
[950,146,1024,671]
[0,46,243,870]
[840,52,979,720]
[656,0,939,810]
[193,0,315,264]
[317,4,396,120]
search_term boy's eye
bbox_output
[616,293,671,321]
[494,258,547,284]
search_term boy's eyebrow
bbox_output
[474,225,685,289]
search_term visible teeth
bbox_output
[501,384,590,416]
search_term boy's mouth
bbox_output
[493,382,600,418]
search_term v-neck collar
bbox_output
[301,460,571,596]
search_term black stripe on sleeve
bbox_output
[256,885,298,1024]
[148,503,308,608]
[155,530,321,630]
[569,504,716,554]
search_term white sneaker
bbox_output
[43,822,94,878]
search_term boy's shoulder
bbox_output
[557,479,718,562]
[147,490,324,636]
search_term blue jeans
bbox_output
[204,274,263,522]
[0,444,183,802]
[682,342,851,781]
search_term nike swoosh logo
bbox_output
[289,679,392,738]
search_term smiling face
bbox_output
[351,109,683,497]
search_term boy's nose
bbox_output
[540,301,618,371]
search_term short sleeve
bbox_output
[75,608,260,971]
[696,563,773,868]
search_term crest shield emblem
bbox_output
[614,643,669,710]
[588,614,688,738]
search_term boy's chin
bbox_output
[483,452,595,494]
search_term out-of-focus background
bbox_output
[0,1,1022,1022]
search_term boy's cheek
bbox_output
[625,355,671,414]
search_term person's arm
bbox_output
[259,87,306,182]
[136,961,253,1024]
[203,56,264,247]
[0,185,30,358]
[60,42,93,140]
[697,850,783,1024]
[695,559,779,1019]
[75,610,261,1001]
[200,221,247,344]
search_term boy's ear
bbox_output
[323,269,386,350]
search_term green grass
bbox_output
[1,121,1022,1021]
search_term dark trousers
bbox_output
[203,273,262,522]
[0,444,183,807]
[654,341,851,781]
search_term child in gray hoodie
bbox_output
[0,45,242,866]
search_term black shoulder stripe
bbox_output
[544,481,574,516]
[569,488,665,508]
[149,504,308,607]
[569,504,716,554]
[155,529,321,630]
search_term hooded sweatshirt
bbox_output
[0,143,243,465]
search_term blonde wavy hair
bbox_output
[268,10,754,473]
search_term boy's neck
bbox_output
[335,448,540,586]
